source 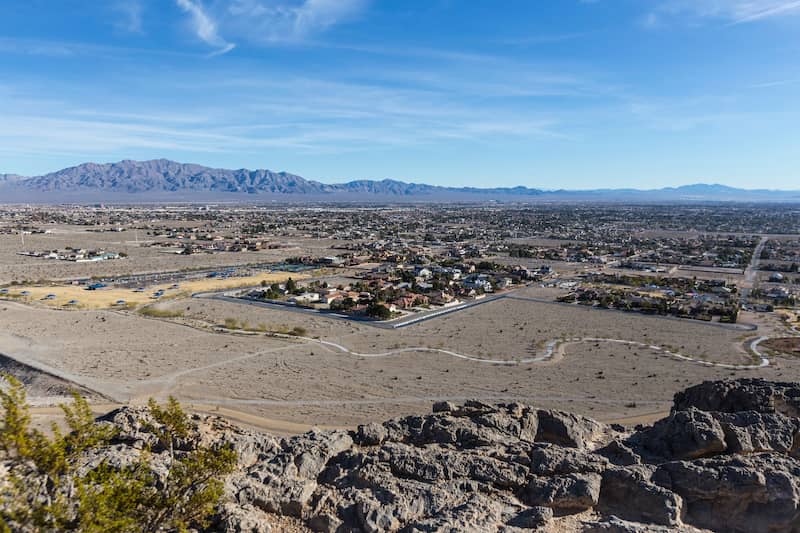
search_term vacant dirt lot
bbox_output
[2,292,798,429]
[762,337,800,356]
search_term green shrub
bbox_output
[0,375,236,532]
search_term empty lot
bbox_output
[1,293,796,428]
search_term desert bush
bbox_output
[138,307,184,319]
[289,326,308,337]
[0,375,236,532]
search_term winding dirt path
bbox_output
[261,331,771,370]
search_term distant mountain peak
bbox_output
[0,159,796,202]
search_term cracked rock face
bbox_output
[80,379,800,531]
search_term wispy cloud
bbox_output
[113,0,144,34]
[223,0,368,44]
[0,60,575,164]
[749,78,800,88]
[0,36,205,60]
[0,37,76,57]
[175,0,236,55]
[494,32,591,47]
[647,0,800,25]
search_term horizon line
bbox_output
[2,158,798,193]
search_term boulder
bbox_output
[506,506,553,529]
[674,378,800,416]
[653,454,800,533]
[526,473,602,512]
[713,411,800,455]
[529,444,609,476]
[598,467,682,526]
[216,503,273,533]
[582,516,695,532]
[536,409,606,449]
[354,422,387,446]
[629,407,726,461]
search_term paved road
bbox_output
[745,236,769,285]
[741,236,769,305]
[194,291,509,330]
[197,289,757,332]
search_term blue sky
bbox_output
[0,0,799,189]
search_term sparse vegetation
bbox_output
[0,374,236,532]
[288,326,308,337]
[220,317,308,337]
[138,307,184,319]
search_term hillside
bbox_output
[4,378,800,531]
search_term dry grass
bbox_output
[0,271,309,310]
[138,307,185,319]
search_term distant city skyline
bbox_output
[1,0,799,189]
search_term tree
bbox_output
[0,375,236,532]
[366,302,392,320]
[0,375,117,531]
[285,277,297,293]
[136,398,237,533]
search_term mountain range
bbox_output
[0,159,797,203]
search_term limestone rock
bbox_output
[535,409,607,449]
[529,443,609,476]
[526,473,602,511]
[598,467,682,526]
[674,378,800,416]
[10,379,800,533]
[653,454,800,533]
[582,516,696,532]
[216,503,273,533]
[629,407,726,461]
[713,411,800,455]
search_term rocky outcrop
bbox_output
[673,378,800,416]
[64,379,800,531]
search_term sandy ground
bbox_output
[2,288,797,429]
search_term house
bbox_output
[320,256,344,266]
[766,287,790,300]
[415,267,433,280]
[512,266,532,279]
[463,274,493,292]
[392,294,429,309]
[289,293,320,304]
[429,291,454,306]
[319,291,344,304]
[495,277,513,290]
